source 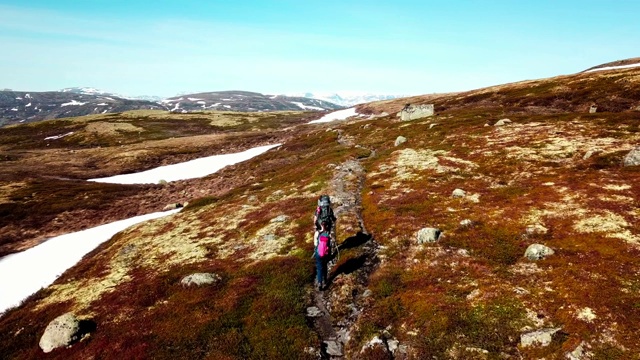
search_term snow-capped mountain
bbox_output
[292,92,411,107]
[61,87,164,102]
[162,91,343,113]
[0,90,165,126]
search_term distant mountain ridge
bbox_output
[161,90,343,113]
[0,89,344,127]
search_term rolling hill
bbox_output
[0,59,639,359]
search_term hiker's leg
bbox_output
[314,231,319,244]
[315,255,323,285]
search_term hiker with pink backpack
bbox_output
[313,195,337,291]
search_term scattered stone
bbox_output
[162,203,183,211]
[460,219,474,227]
[270,215,289,223]
[589,105,598,113]
[158,179,168,185]
[362,289,373,297]
[525,224,548,236]
[520,327,562,347]
[452,188,466,198]
[325,340,343,356]
[395,136,407,146]
[306,306,322,317]
[576,307,596,322]
[416,227,442,244]
[180,272,221,287]
[429,123,438,129]
[494,118,512,126]
[623,146,640,166]
[524,244,555,260]
[566,341,589,360]
[361,336,385,352]
[39,313,82,353]
[583,149,600,160]
[457,249,470,257]
[387,338,400,353]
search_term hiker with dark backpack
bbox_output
[313,195,337,290]
[314,221,331,290]
[314,195,336,245]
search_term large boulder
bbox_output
[524,244,555,260]
[623,147,640,166]
[417,228,442,244]
[400,104,434,121]
[39,313,81,353]
[180,272,221,287]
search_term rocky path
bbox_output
[308,131,380,358]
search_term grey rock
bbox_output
[162,203,183,211]
[623,146,640,166]
[270,215,289,223]
[180,272,221,287]
[566,341,588,360]
[306,306,322,317]
[417,227,442,244]
[39,312,81,353]
[362,289,373,297]
[387,338,400,353]
[429,123,438,129]
[452,188,466,198]
[400,104,434,121]
[525,244,555,260]
[525,224,548,236]
[325,340,343,356]
[520,327,562,347]
[395,136,407,146]
[589,105,598,113]
[583,149,600,160]
[494,118,512,126]
[460,219,473,227]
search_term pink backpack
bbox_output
[317,232,330,257]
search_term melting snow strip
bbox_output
[308,107,358,124]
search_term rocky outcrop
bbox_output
[524,244,555,260]
[623,146,640,166]
[417,227,442,244]
[525,224,549,236]
[180,272,221,287]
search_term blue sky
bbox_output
[1,1,638,97]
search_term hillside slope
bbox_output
[1,63,640,359]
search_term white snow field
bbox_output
[89,143,281,184]
[585,63,640,73]
[0,209,181,314]
[308,107,358,124]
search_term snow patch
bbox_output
[586,63,640,73]
[10,108,18,111]
[25,93,31,99]
[61,100,87,107]
[223,105,231,108]
[15,97,22,100]
[97,103,108,106]
[89,144,281,184]
[0,209,181,314]
[25,103,32,107]
[188,97,204,101]
[290,101,325,111]
[44,132,74,140]
[308,107,358,124]
[197,101,206,104]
